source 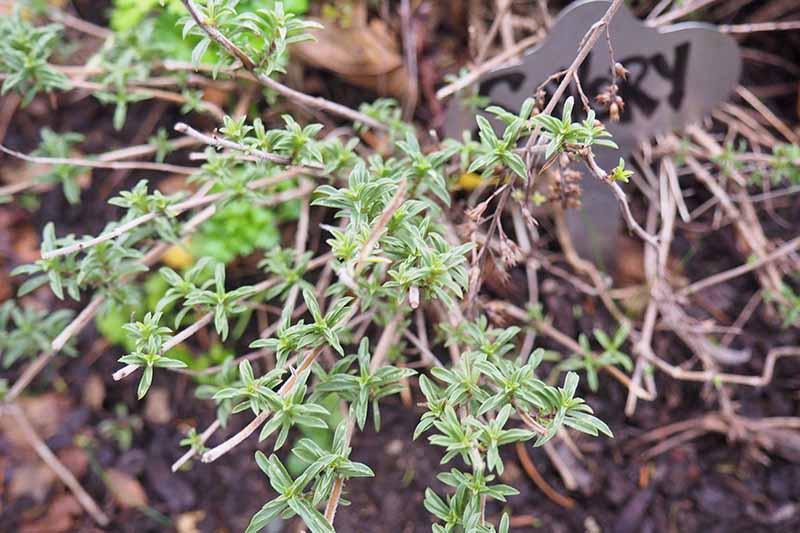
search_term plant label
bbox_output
[444,0,741,267]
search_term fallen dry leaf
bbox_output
[106,469,148,509]
[9,463,56,503]
[2,393,73,459]
[20,494,82,533]
[176,510,206,533]
[12,223,41,264]
[292,19,409,101]
[82,374,106,411]
[144,387,172,425]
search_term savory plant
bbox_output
[5,2,797,532]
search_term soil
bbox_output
[4,381,800,532]
[2,1,800,532]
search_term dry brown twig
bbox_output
[64,79,226,120]
[735,85,800,145]
[475,0,515,64]
[324,313,403,526]
[516,441,576,509]
[679,236,800,297]
[0,136,201,199]
[0,143,197,175]
[647,0,720,27]
[719,20,800,33]
[1,403,110,526]
[628,394,800,461]
[436,32,544,101]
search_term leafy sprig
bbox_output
[0,302,75,368]
[118,312,188,398]
[531,96,618,160]
[0,9,71,105]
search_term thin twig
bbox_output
[515,441,575,508]
[174,122,323,168]
[0,144,197,174]
[180,0,387,131]
[200,345,325,463]
[3,404,110,526]
[171,419,221,472]
[66,79,225,120]
[679,236,800,297]
[584,152,658,247]
[735,85,800,145]
[42,167,305,259]
[400,0,419,119]
[647,0,720,26]
[436,33,543,100]
[646,0,674,21]
[98,136,199,162]
[475,0,514,64]
[50,10,112,39]
[719,20,800,33]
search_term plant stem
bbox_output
[354,178,407,276]
[323,312,403,526]
[174,122,324,169]
[436,33,543,100]
[6,186,221,401]
[200,345,325,463]
[42,167,306,259]
[179,0,387,131]
[171,419,222,472]
[0,143,197,174]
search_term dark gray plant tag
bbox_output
[443,0,741,268]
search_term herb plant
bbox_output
[2,2,641,532]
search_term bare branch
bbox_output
[0,143,197,174]
[2,404,110,526]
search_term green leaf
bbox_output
[245,498,289,533]
[287,498,334,533]
[137,365,153,399]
